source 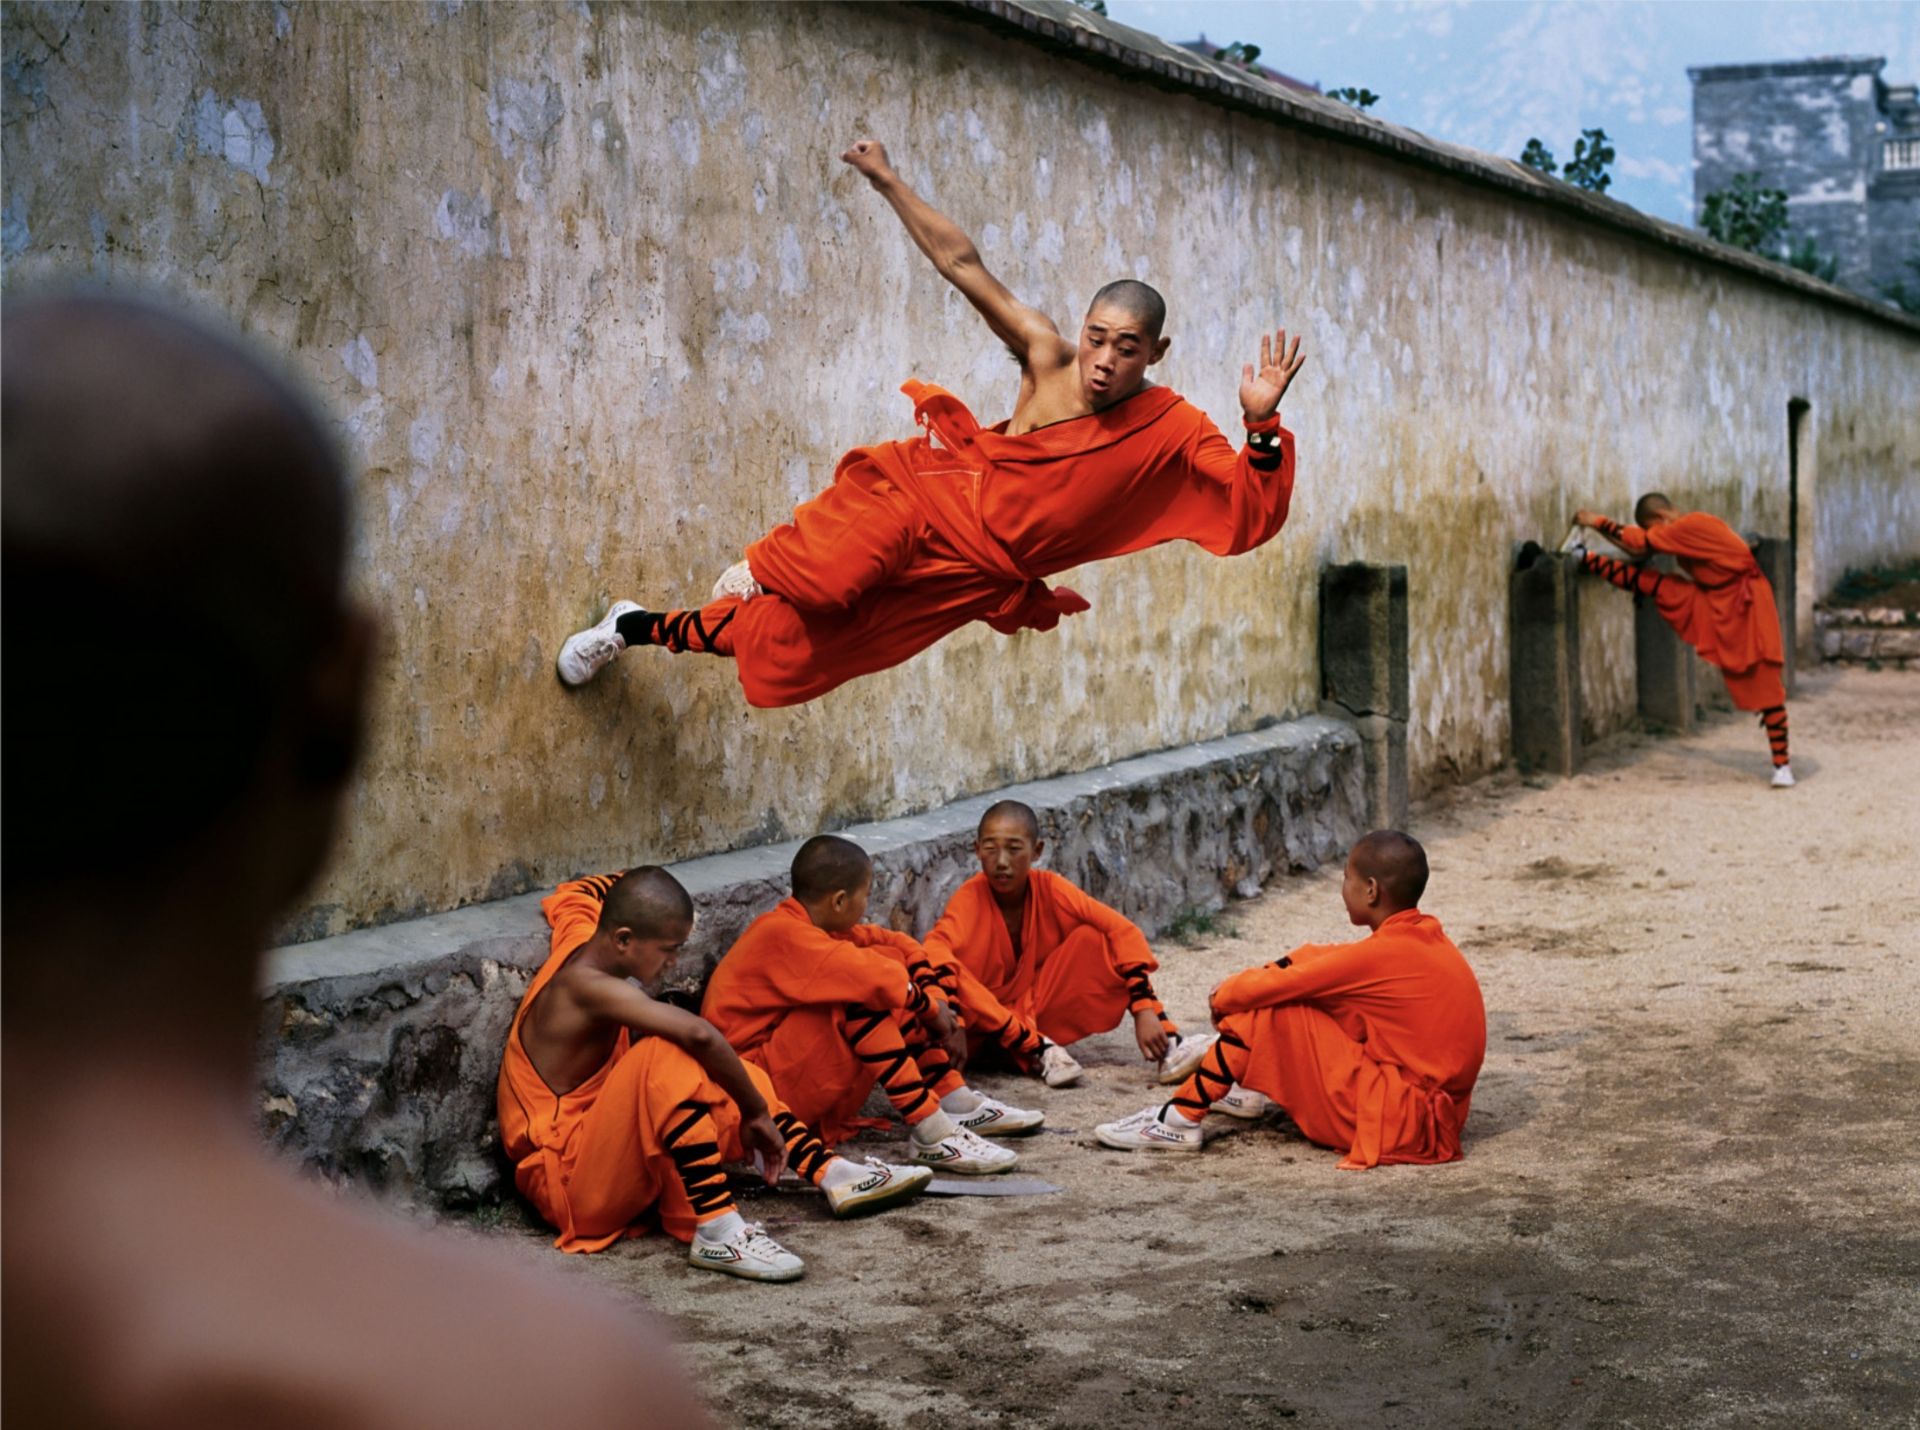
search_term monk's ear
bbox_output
[1031,837,1046,861]
[1149,335,1170,365]
[1365,876,1383,909]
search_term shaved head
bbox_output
[791,834,871,903]
[978,800,1041,842]
[3,293,352,895]
[599,866,694,937]
[1634,492,1675,525]
[1087,279,1166,338]
[1350,830,1429,911]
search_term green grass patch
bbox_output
[1164,906,1240,945]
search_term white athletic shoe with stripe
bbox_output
[1039,1042,1084,1088]
[911,1125,1019,1175]
[1157,1032,1219,1085]
[1209,1083,1272,1120]
[556,600,640,687]
[687,1221,805,1282]
[1771,764,1795,788]
[824,1158,933,1218]
[709,559,764,603]
[954,1094,1045,1137]
[1095,1104,1204,1153]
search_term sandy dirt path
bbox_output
[472,666,1919,1428]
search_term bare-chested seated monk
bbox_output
[921,801,1218,1090]
[2,294,709,1428]
[1571,496,1793,786]
[701,836,1037,1169]
[1096,832,1486,1168]
[555,137,1308,708]
[500,868,930,1281]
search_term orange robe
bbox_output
[1610,512,1786,709]
[495,875,792,1252]
[699,900,950,1144]
[922,870,1163,1050]
[1210,909,1486,1170]
[726,380,1296,706]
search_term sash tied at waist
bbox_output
[1338,1058,1461,1171]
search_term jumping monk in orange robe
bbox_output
[701,835,1042,1166]
[498,866,933,1280]
[921,800,1216,1091]
[1096,832,1486,1169]
[554,137,1308,706]
[1572,493,1793,787]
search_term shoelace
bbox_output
[738,1222,786,1255]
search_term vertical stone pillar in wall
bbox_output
[1510,550,1582,776]
[1693,648,1736,717]
[1752,536,1797,696]
[1318,562,1408,832]
[1635,555,1695,732]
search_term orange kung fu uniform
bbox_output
[699,900,953,1145]
[1596,511,1786,709]
[496,874,794,1252]
[716,381,1295,707]
[921,869,1170,1057]
[1208,910,1485,1170]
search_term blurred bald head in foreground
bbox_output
[2,294,706,1429]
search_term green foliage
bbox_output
[1070,0,1107,14]
[1878,255,1920,316]
[1562,127,1615,192]
[1701,172,1789,253]
[1213,40,1262,69]
[1783,235,1838,283]
[1328,86,1380,111]
[1163,906,1240,946]
[1830,557,1920,607]
[1519,138,1557,175]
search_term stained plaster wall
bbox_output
[5,1,1915,937]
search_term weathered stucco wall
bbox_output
[6,1,1915,936]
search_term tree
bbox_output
[1562,128,1615,193]
[1700,172,1789,254]
[1519,138,1557,175]
[1879,256,1920,316]
[1784,235,1838,283]
[1328,86,1380,111]
[1213,40,1262,69]
[1070,0,1107,13]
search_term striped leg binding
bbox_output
[1760,705,1790,767]
[992,1011,1048,1064]
[772,1109,833,1184]
[1582,551,1663,598]
[1168,1028,1251,1119]
[662,1098,736,1220]
[1122,964,1179,1038]
[900,1020,966,1098]
[846,1005,938,1123]
[616,598,741,656]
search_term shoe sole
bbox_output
[958,1115,1046,1137]
[1041,1070,1083,1088]
[828,1171,933,1219]
[1209,1101,1270,1121]
[911,1153,1018,1175]
[688,1256,806,1283]
[1093,1129,1202,1153]
[1158,1038,1220,1085]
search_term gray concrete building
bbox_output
[1691,56,1920,302]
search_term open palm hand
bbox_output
[1239,327,1306,421]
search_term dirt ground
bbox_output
[470,666,1920,1428]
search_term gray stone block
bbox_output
[259,716,1365,1207]
[1510,552,1583,776]
[1635,556,1695,732]
[1319,562,1409,830]
[1751,536,1796,695]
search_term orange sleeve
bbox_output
[1646,512,1747,564]
[1592,516,1648,555]
[1175,414,1297,557]
[540,872,623,954]
[848,925,951,1009]
[1049,875,1155,973]
[1212,941,1382,1014]
[920,898,1013,1032]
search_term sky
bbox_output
[1101,1,1920,226]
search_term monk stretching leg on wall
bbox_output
[922,801,1218,1090]
[1571,495,1793,787]
[556,137,1308,707]
[1096,832,1486,1167]
[499,867,932,1280]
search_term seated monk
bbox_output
[1095,832,1486,1167]
[4,293,708,1427]
[1572,495,1793,787]
[499,867,932,1282]
[554,137,1307,707]
[701,835,1037,1169]
[922,800,1217,1089]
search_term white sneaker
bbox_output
[823,1158,933,1218]
[911,1125,1019,1175]
[556,600,641,687]
[954,1095,1045,1137]
[1771,764,1795,788]
[688,1220,804,1282]
[1210,1083,1272,1120]
[1039,1043,1084,1088]
[710,559,764,602]
[1095,1104,1204,1153]
[1157,1032,1218,1085]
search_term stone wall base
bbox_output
[259,715,1364,1206]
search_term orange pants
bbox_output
[960,926,1162,1059]
[743,1004,956,1146]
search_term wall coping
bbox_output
[940,1,1920,337]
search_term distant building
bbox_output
[1175,36,1318,96]
[1690,57,1920,302]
